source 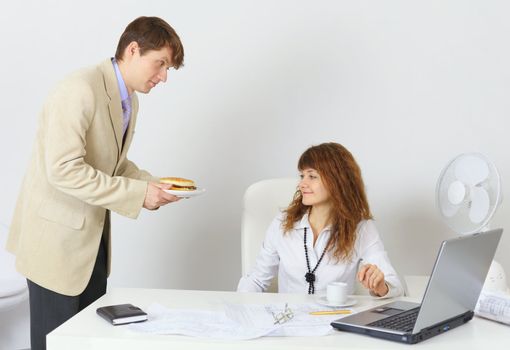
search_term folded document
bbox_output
[129,302,349,339]
[475,290,510,326]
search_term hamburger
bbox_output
[160,177,197,191]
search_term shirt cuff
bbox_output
[369,282,396,299]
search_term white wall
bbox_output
[1,0,509,295]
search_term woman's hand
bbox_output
[357,263,389,297]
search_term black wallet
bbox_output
[96,303,148,325]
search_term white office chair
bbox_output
[0,225,29,309]
[241,178,298,292]
[241,178,370,294]
[0,224,30,349]
[404,275,430,299]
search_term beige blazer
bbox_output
[7,59,157,296]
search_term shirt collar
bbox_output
[294,211,332,232]
[296,212,311,229]
[111,58,130,102]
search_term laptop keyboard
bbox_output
[368,308,420,332]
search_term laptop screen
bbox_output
[412,229,502,332]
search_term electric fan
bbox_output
[436,153,507,293]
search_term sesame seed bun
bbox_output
[160,177,196,190]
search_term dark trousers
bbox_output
[27,236,107,350]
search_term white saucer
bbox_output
[163,188,206,198]
[316,296,357,308]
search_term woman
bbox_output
[237,142,403,298]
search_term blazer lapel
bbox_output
[99,59,123,156]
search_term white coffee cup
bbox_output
[327,281,348,304]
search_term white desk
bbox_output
[47,288,509,350]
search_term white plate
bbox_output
[316,296,357,308]
[163,188,206,198]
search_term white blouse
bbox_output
[237,212,403,298]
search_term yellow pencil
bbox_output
[309,310,352,315]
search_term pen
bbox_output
[309,310,352,316]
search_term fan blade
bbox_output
[469,187,490,224]
[440,187,461,217]
[441,202,460,218]
[454,155,489,186]
[447,180,466,205]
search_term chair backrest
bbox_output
[241,178,298,292]
[0,224,28,300]
[0,224,17,278]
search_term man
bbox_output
[6,16,184,350]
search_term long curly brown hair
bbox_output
[283,142,373,261]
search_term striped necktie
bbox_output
[121,97,132,135]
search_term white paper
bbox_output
[129,303,277,340]
[129,302,353,339]
[475,290,510,326]
[225,302,341,336]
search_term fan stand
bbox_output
[484,259,509,294]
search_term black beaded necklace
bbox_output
[304,227,328,294]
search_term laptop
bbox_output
[331,228,503,344]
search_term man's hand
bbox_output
[143,182,181,210]
[357,263,389,297]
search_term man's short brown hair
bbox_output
[115,16,184,69]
